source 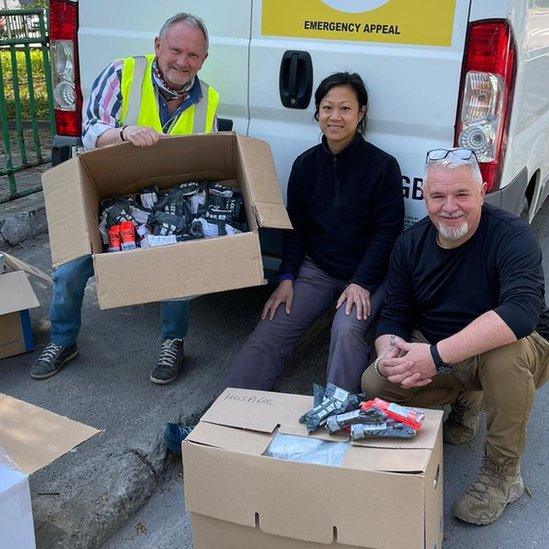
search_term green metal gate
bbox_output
[0,8,55,203]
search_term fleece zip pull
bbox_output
[333,156,340,206]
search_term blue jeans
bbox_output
[50,255,189,347]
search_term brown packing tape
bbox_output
[0,394,101,475]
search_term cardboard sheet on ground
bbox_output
[0,394,100,474]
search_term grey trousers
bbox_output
[225,259,385,393]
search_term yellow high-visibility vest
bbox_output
[120,53,219,134]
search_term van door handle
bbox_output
[279,50,313,109]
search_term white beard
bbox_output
[437,221,469,241]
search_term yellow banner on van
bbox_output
[261,0,457,47]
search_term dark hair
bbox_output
[314,72,368,134]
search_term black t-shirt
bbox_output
[377,203,549,343]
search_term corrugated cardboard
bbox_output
[184,388,444,549]
[2,252,53,284]
[42,133,292,310]
[0,395,100,548]
[0,254,50,360]
[0,395,101,474]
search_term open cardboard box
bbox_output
[42,133,292,310]
[183,388,444,549]
[0,252,52,360]
[0,395,100,548]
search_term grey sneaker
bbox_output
[30,343,78,380]
[150,338,184,384]
[452,456,524,525]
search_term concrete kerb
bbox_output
[30,401,214,548]
[0,191,48,249]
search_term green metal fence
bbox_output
[0,8,55,203]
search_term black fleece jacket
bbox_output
[278,133,404,292]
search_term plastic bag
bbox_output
[263,432,349,466]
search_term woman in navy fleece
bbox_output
[225,72,405,393]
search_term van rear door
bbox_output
[248,0,472,226]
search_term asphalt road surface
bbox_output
[2,200,548,548]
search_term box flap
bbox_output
[342,446,431,473]
[236,135,292,230]
[0,272,39,315]
[2,252,52,284]
[42,158,94,267]
[200,388,311,434]
[0,395,101,475]
[186,422,272,455]
[79,133,236,197]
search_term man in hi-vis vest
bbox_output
[31,13,218,384]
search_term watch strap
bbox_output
[430,344,452,374]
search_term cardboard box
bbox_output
[42,133,292,310]
[0,253,52,360]
[0,395,100,548]
[183,389,444,549]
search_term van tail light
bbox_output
[49,0,82,137]
[455,20,516,192]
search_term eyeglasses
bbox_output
[425,147,478,163]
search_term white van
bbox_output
[48,0,549,262]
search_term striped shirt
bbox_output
[82,58,208,150]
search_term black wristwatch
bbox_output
[430,344,452,374]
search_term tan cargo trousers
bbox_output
[361,331,549,462]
